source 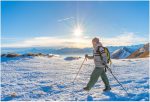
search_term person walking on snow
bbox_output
[83,37,111,92]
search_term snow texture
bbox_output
[1,56,149,101]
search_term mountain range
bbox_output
[111,43,149,59]
[1,44,144,55]
[2,43,149,59]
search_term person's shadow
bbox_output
[102,91,130,101]
[87,95,93,101]
[86,91,118,101]
[103,91,118,101]
[86,91,119,101]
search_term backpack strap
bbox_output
[96,46,104,61]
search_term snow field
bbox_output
[1,57,149,101]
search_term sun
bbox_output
[73,26,83,37]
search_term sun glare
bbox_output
[73,26,83,37]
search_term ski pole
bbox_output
[73,57,86,83]
[105,65,130,96]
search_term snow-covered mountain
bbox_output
[110,44,146,59]
[107,44,143,55]
[111,47,132,59]
[128,43,150,58]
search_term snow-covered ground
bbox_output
[1,56,149,101]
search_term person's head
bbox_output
[92,37,99,47]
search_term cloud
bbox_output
[57,17,74,22]
[1,37,91,48]
[2,32,148,48]
[101,32,148,46]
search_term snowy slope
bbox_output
[1,57,149,101]
[111,47,131,59]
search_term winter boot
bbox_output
[103,86,111,92]
[83,87,90,91]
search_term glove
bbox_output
[85,54,88,58]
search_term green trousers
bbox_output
[86,67,110,90]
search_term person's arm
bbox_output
[87,55,94,59]
[85,54,94,59]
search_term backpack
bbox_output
[97,46,112,65]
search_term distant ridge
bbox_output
[127,43,150,58]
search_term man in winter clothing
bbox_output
[83,37,111,91]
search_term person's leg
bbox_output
[86,68,102,90]
[100,68,110,88]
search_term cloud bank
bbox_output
[1,32,148,48]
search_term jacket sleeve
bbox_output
[87,55,94,59]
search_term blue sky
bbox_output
[1,1,149,48]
